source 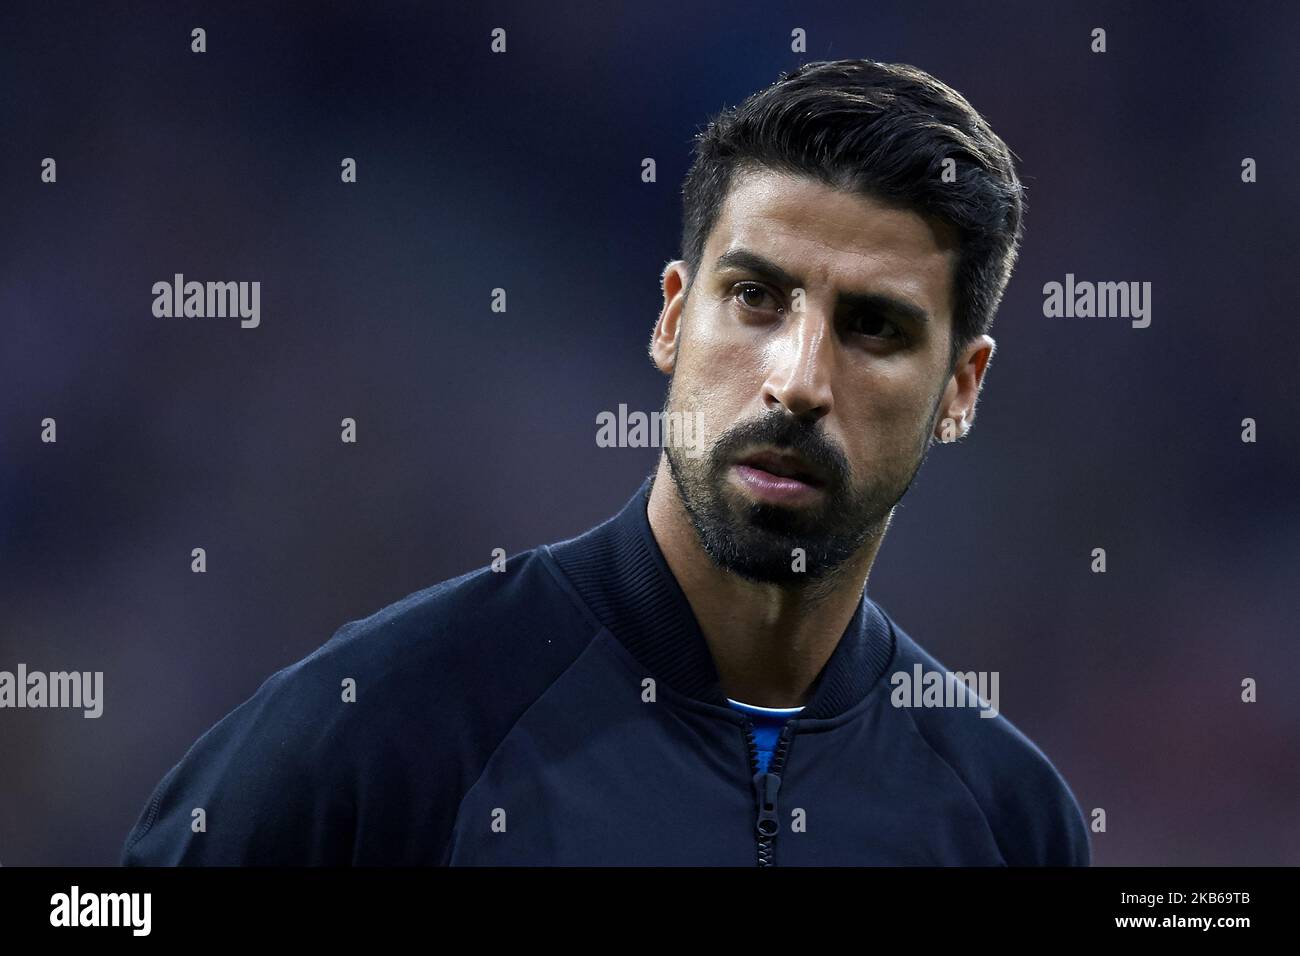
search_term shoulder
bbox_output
[122,543,601,865]
[233,543,601,738]
[304,544,599,696]
[883,613,1092,866]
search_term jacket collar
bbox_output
[546,474,895,720]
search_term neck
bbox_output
[645,455,886,709]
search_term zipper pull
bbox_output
[753,770,782,838]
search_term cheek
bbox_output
[676,322,765,414]
[839,368,936,461]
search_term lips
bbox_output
[735,449,825,488]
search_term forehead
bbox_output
[705,167,958,320]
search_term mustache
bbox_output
[709,413,850,491]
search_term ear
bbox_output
[933,334,995,441]
[649,260,690,375]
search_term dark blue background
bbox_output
[2,0,1297,865]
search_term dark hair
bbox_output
[679,59,1024,369]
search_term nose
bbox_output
[762,308,835,421]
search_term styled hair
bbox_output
[679,59,1025,368]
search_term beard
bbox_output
[662,394,932,587]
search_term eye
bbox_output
[848,314,904,341]
[732,281,783,313]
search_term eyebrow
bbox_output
[712,248,932,326]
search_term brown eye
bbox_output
[851,314,903,340]
[735,282,779,311]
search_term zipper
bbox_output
[743,718,796,866]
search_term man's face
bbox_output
[654,167,967,585]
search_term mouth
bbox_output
[731,448,827,503]
[736,449,825,486]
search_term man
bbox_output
[122,59,1090,866]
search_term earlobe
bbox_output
[935,412,967,443]
[934,333,994,442]
[650,260,689,375]
[649,306,680,374]
[650,331,676,374]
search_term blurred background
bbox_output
[1,0,1297,865]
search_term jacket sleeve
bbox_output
[121,660,356,866]
[1003,744,1092,866]
[1045,775,1092,866]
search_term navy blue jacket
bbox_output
[122,478,1091,866]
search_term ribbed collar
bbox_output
[546,475,895,720]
